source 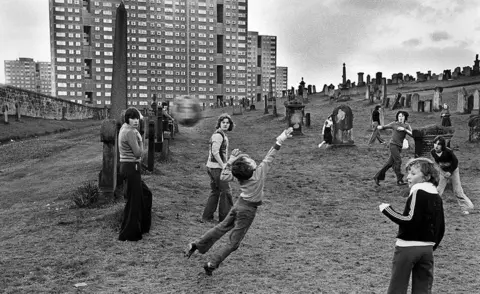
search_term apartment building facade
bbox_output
[49,0,248,107]
[259,35,276,100]
[4,58,52,95]
[275,66,287,98]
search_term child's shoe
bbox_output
[462,210,470,215]
[203,262,216,276]
[184,242,197,259]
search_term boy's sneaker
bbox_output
[462,211,470,215]
[184,243,197,259]
[203,262,216,276]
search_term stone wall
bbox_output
[0,85,105,120]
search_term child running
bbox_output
[185,127,294,276]
[379,157,445,293]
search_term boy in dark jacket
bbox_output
[431,135,474,215]
[379,157,445,294]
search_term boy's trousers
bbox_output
[196,198,260,268]
[437,167,474,212]
[387,245,434,294]
[203,167,233,222]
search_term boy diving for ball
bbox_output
[185,127,294,276]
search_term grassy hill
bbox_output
[1,77,479,293]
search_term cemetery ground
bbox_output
[1,83,480,293]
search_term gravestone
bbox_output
[468,115,480,142]
[473,54,480,75]
[147,120,155,171]
[412,125,454,157]
[473,89,480,113]
[424,100,432,112]
[376,72,382,85]
[62,106,67,120]
[411,94,420,112]
[357,72,365,86]
[15,102,21,121]
[400,97,405,107]
[3,104,9,124]
[432,87,443,112]
[331,105,354,145]
[232,104,243,115]
[391,93,402,110]
[110,2,128,122]
[366,74,371,84]
[406,94,412,108]
[382,78,387,101]
[365,85,371,101]
[98,119,118,203]
[285,101,305,136]
[457,90,467,113]
[313,85,316,93]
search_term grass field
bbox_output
[0,80,479,293]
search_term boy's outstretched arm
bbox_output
[275,127,293,148]
[258,127,294,171]
[220,148,241,182]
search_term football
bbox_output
[171,95,202,127]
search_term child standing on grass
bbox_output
[378,157,445,294]
[431,135,474,215]
[318,115,333,148]
[185,127,293,276]
[374,111,413,186]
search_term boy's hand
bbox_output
[379,203,390,212]
[227,148,241,164]
[276,127,294,145]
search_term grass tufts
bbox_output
[71,180,100,208]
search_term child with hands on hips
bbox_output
[185,127,293,276]
[378,157,445,294]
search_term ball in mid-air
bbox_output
[171,95,202,127]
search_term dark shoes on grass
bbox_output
[185,243,197,259]
[374,177,380,186]
[203,262,216,276]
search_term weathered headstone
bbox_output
[98,119,118,203]
[457,90,466,113]
[376,72,383,85]
[391,93,402,110]
[285,102,305,136]
[15,102,21,121]
[357,72,365,86]
[365,85,371,101]
[406,94,412,108]
[232,104,243,115]
[331,105,354,145]
[432,87,443,112]
[473,89,480,113]
[382,78,387,101]
[3,104,9,124]
[412,93,420,112]
[424,100,432,112]
[468,115,480,142]
[110,2,128,121]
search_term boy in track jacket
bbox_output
[379,157,445,294]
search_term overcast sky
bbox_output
[1,0,479,88]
